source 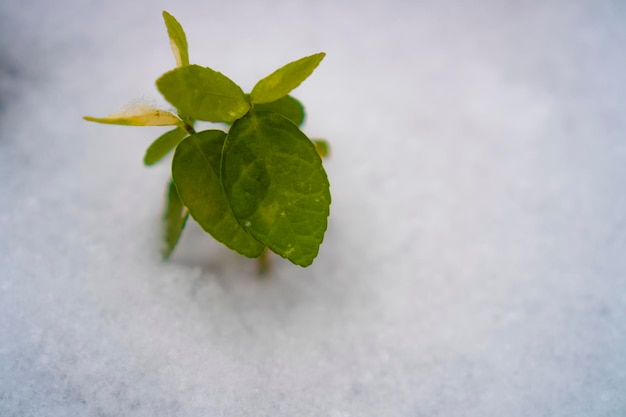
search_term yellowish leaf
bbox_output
[84,102,183,126]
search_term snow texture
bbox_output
[1,0,626,416]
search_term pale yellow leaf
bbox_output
[84,102,183,126]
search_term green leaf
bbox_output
[251,95,305,126]
[312,139,330,158]
[157,65,250,123]
[250,52,325,104]
[144,127,188,166]
[162,11,189,67]
[162,179,189,259]
[172,130,265,258]
[221,112,331,267]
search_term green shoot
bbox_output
[84,10,331,270]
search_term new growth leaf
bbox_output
[162,11,189,67]
[250,53,325,104]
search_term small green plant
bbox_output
[84,11,331,269]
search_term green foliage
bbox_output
[144,127,188,166]
[157,65,250,123]
[162,11,189,67]
[312,139,330,158]
[84,10,331,269]
[222,112,330,266]
[172,130,265,258]
[251,95,305,126]
[250,53,325,104]
[162,179,189,259]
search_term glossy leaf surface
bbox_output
[162,11,189,67]
[172,130,264,258]
[249,53,325,104]
[162,179,189,259]
[251,95,305,126]
[144,127,188,166]
[222,112,330,266]
[157,65,249,123]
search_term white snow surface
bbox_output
[1,0,626,416]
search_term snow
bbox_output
[2,0,626,415]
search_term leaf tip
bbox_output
[142,153,154,166]
[83,115,114,124]
[311,52,326,65]
[162,10,176,22]
[312,139,330,158]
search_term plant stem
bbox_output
[183,122,196,135]
[257,247,271,275]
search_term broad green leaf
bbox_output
[162,11,189,67]
[250,52,325,104]
[162,179,189,259]
[172,130,265,258]
[251,95,305,126]
[83,103,183,126]
[144,127,188,166]
[312,139,330,158]
[157,65,250,123]
[221,112,331,267]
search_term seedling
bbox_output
[84,11,331,269]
